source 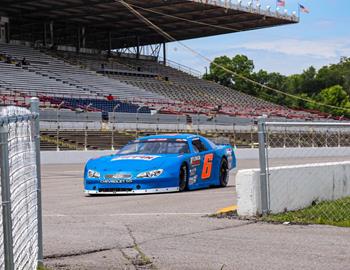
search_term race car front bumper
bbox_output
[85,186,179,195]
[84,175,179,195]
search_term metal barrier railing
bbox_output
[258,119,350,225]
[0,98,43,270]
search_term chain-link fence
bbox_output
[0,98,43,270]
[258,120,350,226]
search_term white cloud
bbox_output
[229,39,350,59]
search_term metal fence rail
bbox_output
[0,98,42,270]
[258,119,350,224]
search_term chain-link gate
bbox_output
[0,98,43,270]
[258,120,350,226]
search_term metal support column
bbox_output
[0,124,14,270]
[82,26,86,48]
[5,21,10,44]
[163,42,167,66]
[136,36,140,59]
[50,21,54,45]
[257,119,269,215]
[108,31,112,56]
[43,23,47,47]
[30,97,44,267]
[76,27,81,53]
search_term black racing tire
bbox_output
[179,164,188,192]
[219,158,229,187]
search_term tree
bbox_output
[253,70,287,105]
[299,66,321,96]
[315,85,350,116]
[204,55,256,94]
[204,54,350,118]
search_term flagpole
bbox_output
[297,3,301,18]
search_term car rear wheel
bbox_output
[219,158,229,187]
[179,164,188,192]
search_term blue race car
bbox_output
[84,134,236,195]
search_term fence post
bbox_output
[30,97,44,267]
[56,107,60,151]
[250,126,254,148]
[0,123,15,270]
[176,115,180,133]
[257,119,269,215]
[197,113,200,135]
[232,123,236,147]
[84,112,89,151]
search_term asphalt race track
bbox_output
[43,157,350,270]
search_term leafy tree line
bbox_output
[203,55,350,117]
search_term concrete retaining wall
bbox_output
[235,147,350,160]
[41,150,115,165]
[236,161,350,216]
[41,147,350,165]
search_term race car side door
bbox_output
[189,137,217,189]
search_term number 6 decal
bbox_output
[201,153,213,180]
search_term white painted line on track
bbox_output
[44,212,210,217]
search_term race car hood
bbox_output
[86,154,181,173]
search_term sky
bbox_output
[164,0,350,76]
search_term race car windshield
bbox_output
[118,141,190,155]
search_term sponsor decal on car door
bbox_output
[191,138,214,182]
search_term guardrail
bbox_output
[159,58,202,78]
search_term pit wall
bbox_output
[40,147,350,165]
[236,162,350,216]
[41,150,115,165]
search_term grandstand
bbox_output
[0,0,331,149]
[0,42,325,119]
[0,43,162,100]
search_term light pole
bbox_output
[56,101,64,151]
[136,106,144,138]
[111,103,120,150]
[85,103,92,151]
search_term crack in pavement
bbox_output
[44,219,253,268]
[124,224,157,270]
[44,246,121,259]
[136,220,256,246]
[44,225,158,270]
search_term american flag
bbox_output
[277,0,285,7]
[299,4,310,13]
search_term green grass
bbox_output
[262,196,350,227]
[37,265,51,270]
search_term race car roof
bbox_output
[138,134,197,141]
[2,0,298,49]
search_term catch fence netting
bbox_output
[0,105,40,270]
[261,122,350,226]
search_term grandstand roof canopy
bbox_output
[2,0,298,49]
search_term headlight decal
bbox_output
[88,170,101,179]
[137,169,164,178]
